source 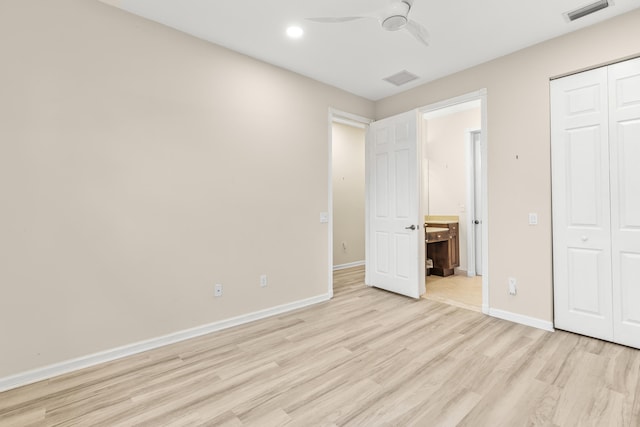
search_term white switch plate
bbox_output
[320,212,329,223]
[214,284,223,297]
[260,274,268,288]
[508,277,517,295]
[528,213,538,225]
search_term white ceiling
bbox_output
[103,0,640,100]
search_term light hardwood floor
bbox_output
[1,266,639,426]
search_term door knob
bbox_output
[581,235,589,242]
[405,225,417,230]
[474,220,480,224]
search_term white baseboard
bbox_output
[0,293,331,393]
[489,308,555,332]
[333,260,365,271]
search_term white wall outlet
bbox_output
[214,283,223,297]
[508,277,517,295]
[260,274,268,288]
[528,213,538,225]
[319,212,329,223]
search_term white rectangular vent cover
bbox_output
[565,0,610,21]
[383,70,419,86]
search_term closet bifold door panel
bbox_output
[552,57,640,349]
[609,58,640,349]
[551,67,613,342]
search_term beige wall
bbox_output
[332,123,366,267]
[0,0,374,378]
[425,108,481,272]
[377,9,640,323]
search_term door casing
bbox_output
[327,89,489,315]
[327,108,372,297]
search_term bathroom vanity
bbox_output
[424,216,459,277]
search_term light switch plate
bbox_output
[528,213,538,225]
[320,212,329,223]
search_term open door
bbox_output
[472,130,483,276]
[365,110,424,298]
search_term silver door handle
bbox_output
[405,225,417,230]
[474,220,480,224]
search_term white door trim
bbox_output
[419,89,490,314]
[328,89,489,314]
[328,108,373,297]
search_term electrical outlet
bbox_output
[528,213,538,225]
[260,274,268,288]
[214,283,223,297]
[508,277,517,295]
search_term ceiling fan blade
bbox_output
[405,19,430,46]
[305,16,367,24]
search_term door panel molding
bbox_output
[552,57,640,349]
[366,110,422,299]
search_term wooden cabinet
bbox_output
[425,222,459,277]
[425,228,449,243]
[448,223,459,267]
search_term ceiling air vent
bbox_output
[383,70,419,86]
[565,0,610,22]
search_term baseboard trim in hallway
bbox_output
[333,261,365,271]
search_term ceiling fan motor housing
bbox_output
[381,1,410,31]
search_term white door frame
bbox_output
[419,89,490,314]
[328,89,489,314]
[327,108,373,297]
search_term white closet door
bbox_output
[551,67,613,341]
[609,57,640,349]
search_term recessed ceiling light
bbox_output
[286,26,304,39]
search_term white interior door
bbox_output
[551,67,614,341]
[609,57,640,349]
[365,110,423,298]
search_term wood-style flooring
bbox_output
[1,266,639,426]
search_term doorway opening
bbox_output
[331,121,366,269]
[420,91,489,313]
[327,90,488,314]
[327,109,372,297]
